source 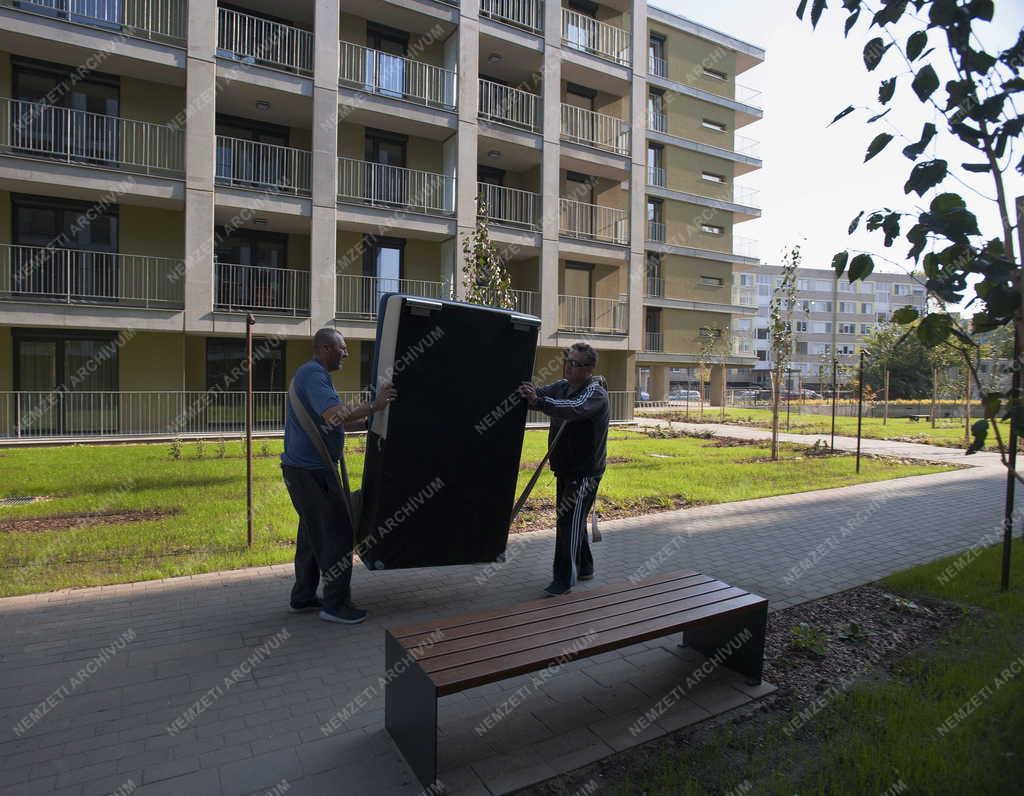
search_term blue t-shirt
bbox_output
[281,360,343,470]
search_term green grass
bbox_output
[646,405,1007,450]
[0,430,951,596]
[597,542,1024,795]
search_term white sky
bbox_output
[652,0,1024,307]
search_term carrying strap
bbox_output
[287,377,356,528]
[509,420,567,525]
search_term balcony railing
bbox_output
[648,110,667,133]
[732,286,757,307]
[647,164,666,187]
[471,287,540,316]
[560,104,629,155]
[644,332,664,352]
[0,244,184,308]
[215,136,311,195]
[217,7,314,76]
[478,182,540,229]
[733,236,758,259]
[559,198,628,245]
[561,9,630,66]
[336,274,448,319]
[338,158,454,215]
[478,79,540,132]
[646,275,664,297]
[214,262,310,316]
[558,294,627,334]
[0,97,184,176]
[479,0,543,34]
[734,135,760,158]
[733,337,754,356]
[649,54,668,78]
[339,41,456,110]
[647,221,666,242]
[2,0,187,43]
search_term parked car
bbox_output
[637,390,651,401]
[669,389,702,401]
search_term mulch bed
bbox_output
[517,583,967,795]
[511,495,693,534]
[0,508,181,534]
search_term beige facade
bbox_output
[0,0,762,423]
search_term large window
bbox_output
[205,337,284,392]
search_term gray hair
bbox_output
[313,328,343,350]
[569,342,597,367]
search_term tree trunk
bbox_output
[883,368,890,426]
[770,368,781,461]
[931,367,937,429]
[964,361,972,447]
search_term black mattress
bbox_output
[356,294,540,570]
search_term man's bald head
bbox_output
[313,327,343,349]
[312,328,347,372]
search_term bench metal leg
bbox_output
[385,632,439,789]
[683,603,768,686]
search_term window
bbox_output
[756,327,769,340]
[797,279,810,291]
[699,275,723,287]
[860,323,873,334]
[838,344,856,355]
[877,312,888,323]
[647,144,665,185]
[702,66,727,81]
[757,274,770,284]
[702,118,727,133]
[206,337,284,392]
[700,327,723,338]
[815,279,831,292]
[756,349,769,361]
[912,286,926,296]
[815,301,833,313]
[701,224,724,235]
[648,34,666,76]
[801,300,811,312]
[839,323,856,334]
[795,341,808,355]
[893,283,910,296]
[823,343,832,355]
[795,321,808,332]
[839,301,855,313]
[647,89,666,131]
[862,281,875,293]
[701,172,726,184]
[838,281,852,292]
[735,318,752,331]
[860,302,873,314]
[739,273,754,286]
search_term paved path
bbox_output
[0,426,1015,796]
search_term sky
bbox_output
[652,0,1024,306]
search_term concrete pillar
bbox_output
[627,1,648,354]
[311,0,340,328]
[183,1,218,331]
[453,0,480,300]
[539,1,563,342]
[649,364,669,401]
[710,363,726,406]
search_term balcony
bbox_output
[648,110,667,133]
[647,221,666,242]
[336,274,448,319]
[216,7,314,76]
[1,0,187,43]
[0,97,184,177]
[215,136,311,195]
[649,54,667,78]
[338,158,454,215]
[647,169,760,209]
[478,79,541,132]
[214,262,310,316]
[472,287,541,316]
[733,236,758,259]
[734,135,760,158]
[0,244,184,309]
[644,332,664,352]
[559,198,628,245]
[561,9,631,66]
[479,0,543,34]
[560,104,629,155]
[478,182,540,230]
[647,164,666,187]
[645,275,664,297]
[732,286,757,307]
[339,41,456,110]
[558,294,627,334]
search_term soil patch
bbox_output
[511,495,692,534]
[1,508,181,534]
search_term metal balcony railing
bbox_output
[644,332,664,352]
[647,221,666,243]
[215,136,311,195]
[732,286,757,307]
[734,134,760,158]
[561,8,631,66]
[336,274,448,318]
[478,79,540,132]
[214,262,310,316]
[647,164,666,187]
[338,41,456,110]
[649,54,668,78]
[470,286,540,316]
[0,244,184,308]
[558,294,627,334]
[648,110,667,133]
[0,97,184,176]
[2,0,187,42]
[560,104,629,155]
[646,275,664,297]
[337,158,455,215]
[559,198,628,245]
[733,236,758,259]
[733,337,754,356]
[216,7,314,76]
[479,0,543,34]
[478,182,540,229]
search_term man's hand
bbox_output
[371,382,397,412]
[517,382,538,406]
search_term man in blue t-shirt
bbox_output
[281,328,395,625]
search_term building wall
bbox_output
[649,23,738,95]
[119,332,185,389]
[660,199,733,252]
[659,255,733,303]
[120,207,185,258]
[0,327,11,390]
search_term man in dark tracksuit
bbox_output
[518,342,609,596]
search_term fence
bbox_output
[479,0,543,34]
[479,78,541,132]
[2,0,187,43]
[559,198,628,245]
[478,182,540,229]
[216,6,314,75]
[215,136,312,195]
[561,8,630,65]
[214,262,311,317]
[339,41,456,109]
[560,103,629,155]
[337,158,454,215]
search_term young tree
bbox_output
[462,195,516,310]
[769,245,802,460]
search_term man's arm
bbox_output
[303,368,396,429]
[534,381,607,421]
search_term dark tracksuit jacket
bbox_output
[534,376,610,586]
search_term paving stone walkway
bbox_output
[0,425,1014,796]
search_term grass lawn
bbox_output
[0,430,952,596]
[595,542,1024,795]
[644,405,1009,450]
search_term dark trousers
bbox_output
[553,474,601,587]
[281,465,353,612]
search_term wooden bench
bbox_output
[384,570,768,788]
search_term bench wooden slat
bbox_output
[414,580,735,662]
[389,569,702,639]
[419,585,748,675]
[429,591,766,694]
[393,573,713,649]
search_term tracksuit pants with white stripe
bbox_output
[553,474,601,588]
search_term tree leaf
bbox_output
[831,251,849,278]
[912,64,940,102]
[966,419,988,455]
[829,105,856,126]
[863,37,890,71]
[848,210,865,234]
[865,132,894,161]
[915,313,954,347]
[796,0,810,19]
[930,192,966,214]
[902,122,937,159]
[878,77,897,104]
[968,0,994,21]
[811,0,828,28]
[844,8,861,36]
[906,30,928,60]
[848,253,875,281]
[982,393,1002,419]
[904,159,948,196]
[961,162,991,172]
[872,1,908,26]
[892,306,919,324]
[868,108,892,123]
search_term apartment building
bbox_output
[733,264,929,390]
[0,0,762,437]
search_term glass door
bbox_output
[365,131,407,206]
[367,25,408,99]
[564,263,593,330]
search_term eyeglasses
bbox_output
[564,359,591,368]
